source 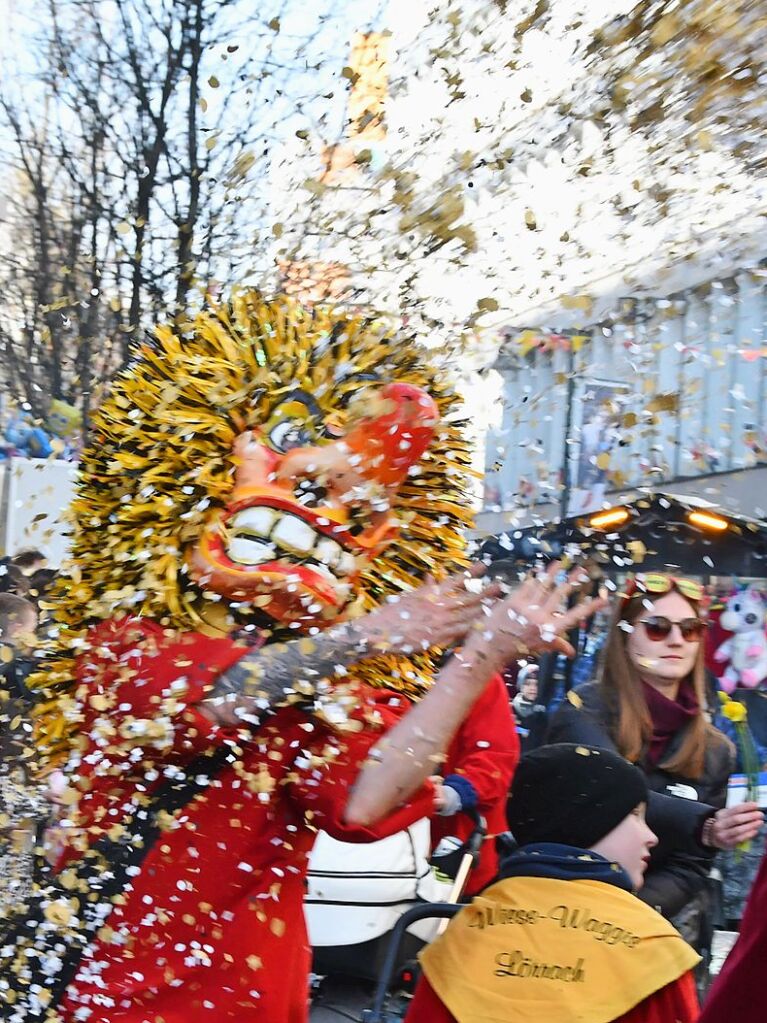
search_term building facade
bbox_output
[480,268,767,533]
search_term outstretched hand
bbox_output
[357,563,502,655]
[344,561,606,829]
[461,562,607,669]
[358,559,605,668]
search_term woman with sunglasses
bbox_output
[548,573,762,934]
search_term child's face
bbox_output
[521,678,538,701]
[589,803,657,889]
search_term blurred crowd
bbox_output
[0,402,83,462]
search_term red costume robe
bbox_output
[57,618,433,1023]
[431,674,519,895]
[698,847,767,1022]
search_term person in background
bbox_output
[0,559,30,597]
[27,567,58,629]
[10,548,47,577]
[0,592,38,708]
[548,573,762,941]
[406,744,700,1023]
[430,674,519,895]
[28,567,56,602]
[0,592,37,640]
[512,663,547,752]
[0,592,47,912]
[536,559,607,712]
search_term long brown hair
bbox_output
[598,586,712,779]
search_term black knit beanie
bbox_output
[507,743,648,849]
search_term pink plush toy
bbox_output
[714,587,767,692]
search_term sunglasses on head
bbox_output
[638,615,708,642]
[622,573,705,604]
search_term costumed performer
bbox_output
[10,292,601,1023]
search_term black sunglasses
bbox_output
[638,616,708,642]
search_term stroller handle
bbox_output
[463,809,487,864]
[361,903,463,1023]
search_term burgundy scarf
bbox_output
[642,679,699,768]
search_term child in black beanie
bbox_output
[406,743,700,1023]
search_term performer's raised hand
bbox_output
[357,563,502,655]
[460,562,606,669]
[345,562,606,827]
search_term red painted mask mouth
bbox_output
[188,491,396,622]
[187,381,440,626]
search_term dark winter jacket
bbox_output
[0,647,36,770]
[547,681,735,919]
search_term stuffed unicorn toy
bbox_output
[715,587,767,692]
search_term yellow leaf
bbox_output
[626,540,647,563]
[645,392,679,414]
[208,76,220,88]
[44,898,76,926]
[696,129,713,150]
[304,178,327,197]
[650,13,680,46]
[561,294,593,313]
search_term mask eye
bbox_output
[322,413,345,439]
[269,420,314,453]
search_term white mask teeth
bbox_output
[226,537,276,566]
[271,515,316,555]
[315,538,342,568]
[225,506,362,586]
[230,507,277,536]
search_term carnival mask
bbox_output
[187,382,439,626]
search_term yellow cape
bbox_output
[420,875,700,1023]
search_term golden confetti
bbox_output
[43,898,76,926]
